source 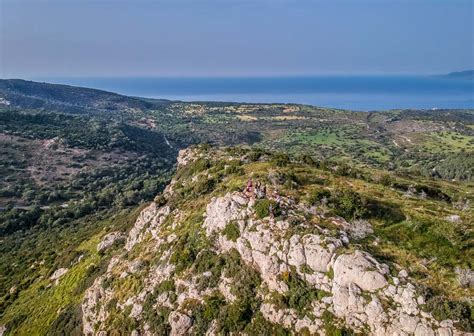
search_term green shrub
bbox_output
[223,221,240,242]
[322,310,354,336]
[218,300,254,333]
[192,294,226,334]
[154,194,167,206]
[308,189,331,205]
[379,174,393,186]
[298,154,316,166]
[170,232,202,273]
[177,158,210,179]
[300,264,314,275]
[425,296,472,332]
[194,250,224,290]
[327,267,334,280]
[156,280,175,294]
[247,150,264,162]
[225,161,244,175]
[254,199,279,219]
[215,250,263,333]
[272,153,291,167]
[329,188,367,219]
[48,304,82,336]
[280,271,321,316]
[192,176,216,195]
[366,199,405,223]
[107,306,138,334]
[244,312,290,336]
[222,248,243,277]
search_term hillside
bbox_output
[1,146,472,335]
[0,80,473,335]
[2,79,473,182]
[0,79,158,114]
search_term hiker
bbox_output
[256,182,266,199]
[273,188,281,203]
[254,180,261,198]
[245,178,253,197]
[246,178,253,192]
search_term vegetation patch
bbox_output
[254,199,280,219]
[222,220,241,242]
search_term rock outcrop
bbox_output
[81,148,471,336]
[97,232,126,252]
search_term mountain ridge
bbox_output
[76,146,472,335]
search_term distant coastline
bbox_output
[33,74,474,111]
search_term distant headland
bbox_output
[441,70,474,80]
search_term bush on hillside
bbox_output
[254,199,280,219]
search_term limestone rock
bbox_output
[168,311,193,336]
[177,148,198,167]
[455,267,474,287]
[97,231,125,252]
[50,268,68,285]
[333,251,388,291]
[203,192,247,235]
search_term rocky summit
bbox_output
[79,147,472,335]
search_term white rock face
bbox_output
[82,275,108,335]
[202,193,462,336]
[97,232,125,252]
[177,148,198,167]
[302,234,340,273]
[125,204,170,250]
[203,194,247,235]
[333,251,388,292]
[168,311,193,336]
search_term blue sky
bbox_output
[1,0,473,77]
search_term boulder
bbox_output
[50,268,68,285]
[302,234,340,273]
[333,251,388,291]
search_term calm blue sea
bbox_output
[37,76,473,111]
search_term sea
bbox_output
[37,75,474,111]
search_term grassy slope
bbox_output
[0,207,144,335]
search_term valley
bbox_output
[0,80,472,335]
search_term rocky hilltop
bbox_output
[79,147,472,335]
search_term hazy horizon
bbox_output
[18,69,473,81]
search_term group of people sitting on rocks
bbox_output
[244,177,286,218]
[244,177,284,201]
[244,178,267,199]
